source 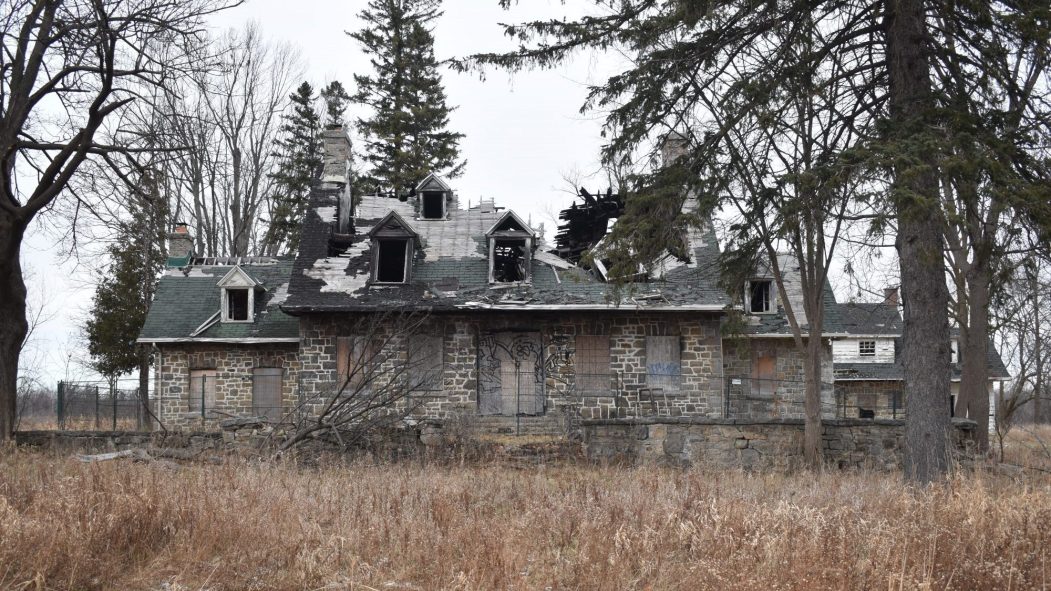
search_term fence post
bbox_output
[94,385,100,429]
[111,380,117,431]
[57,381,65,430]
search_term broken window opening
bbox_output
[859,340,876,357]
[421,191,445,219]
[226,288,249,321]
[748,280,773,314]
[376,239,409,283]
[493,239,528,282]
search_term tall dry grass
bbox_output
[1,447,1049,590]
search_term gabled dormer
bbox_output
[415,172,452,220]
[217,266,263,323]
[368,211,419,284]
[486,210,535,283]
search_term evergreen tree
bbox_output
[264,82,324,255]
[320,80,352,127]
[85,173,168,426]
[350,0,465,197]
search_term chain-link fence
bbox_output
[57,381,151,430]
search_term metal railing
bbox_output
[57,381,149,430]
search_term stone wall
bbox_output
[154,343,300,429]
[582,417,977,470]
[296,311,725,434]
[721,337,835,420]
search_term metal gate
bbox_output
[477,332,545,416]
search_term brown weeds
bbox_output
[0,446,1049,590]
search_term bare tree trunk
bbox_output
[0,213,28,440]
[138,352,152,432]
[959,261,991,449]
[803,326,824,467]
[885,0,952,483]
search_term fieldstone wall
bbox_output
[296,311,725,434]
[835,380,905,420]
[721,338,835,420]
[154,343,300,429]
[582,417,978,470]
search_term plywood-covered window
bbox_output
[188,369,216,415]
[646,335,681,393]
[252,367,283,421]
[754,354,776,397]
[335,336,369,391]
[410,334,443,391]
[576,335,611,395]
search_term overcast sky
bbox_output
[19,0,898,388]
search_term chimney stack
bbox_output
[660,130,689,166]
[883,286,899,307]
[321,125,351,187]
[167,223,194,266]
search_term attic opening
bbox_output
[747,280,773,314]
[421,191,445,219]
[227,288,250,321]
[375,239,409,283]
[492,239,527,282]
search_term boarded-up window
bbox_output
[410,334,443,391]
[646,336,681,393]
[336,336,366,391]
[576,335,610,395]
[188,369,216,414]
[253,367,283,421]
[754,355,776,397]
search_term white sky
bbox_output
[19,0,898,387]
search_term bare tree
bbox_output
[278,311,436,453]
[0,0,239,439]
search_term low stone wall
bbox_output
[15,430,233,454]
[582,417,977,470]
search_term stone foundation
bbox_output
[582,417,977,470]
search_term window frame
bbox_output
[371,237,413,284]
[858,339,877,357]
[646,335,682,394]
[420,190,446,220]
[576,335,611,396]
[188,368,216,415]
[221,287,253,323]
[252,367,284,422]
[746,279,775,314]
[409,334,444,392]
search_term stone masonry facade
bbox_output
[721,337,835,420]
[834,380,905,420]
[154,344,300,429]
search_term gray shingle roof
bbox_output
[283,187,731,312]
[138,258,298,342]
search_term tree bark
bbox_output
[958,260,991,449]
[884,0,953,483]
[803,325,825,467]
[138,351,152,432]
[0,213,28,440]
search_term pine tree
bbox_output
[350,0,465,197]
[320,80,352,127]
[264,82,324,255]
[85,174,168,426]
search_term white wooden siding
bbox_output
[832,338,895,363]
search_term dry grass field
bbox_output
[1,438,1050,590]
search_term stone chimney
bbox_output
[883,286,899,307]
[321,125,351,187]
[660,130,689,166]
[167,223,193,266]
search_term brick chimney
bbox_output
[167,223,193,266]
[660,130,689,166]
[321,125,351,187]
[883,286,899,307]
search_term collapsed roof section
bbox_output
[283,174,731,313]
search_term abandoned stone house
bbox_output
[137,128,1010,435]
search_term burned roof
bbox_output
[283,180,731,313]
[138,257,298,343]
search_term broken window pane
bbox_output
[493,239,527,282]
[227,289,249,321]
[421,191,444,219]
[376,239,409,283]
[748,280,773,313]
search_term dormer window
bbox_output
[421,191,445,219]
[216,266,261,323]
[226,289,250,321]
[368,211,418,285]
[747,279,774,314]
[415,172,452,220]
[486,211,535,284]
